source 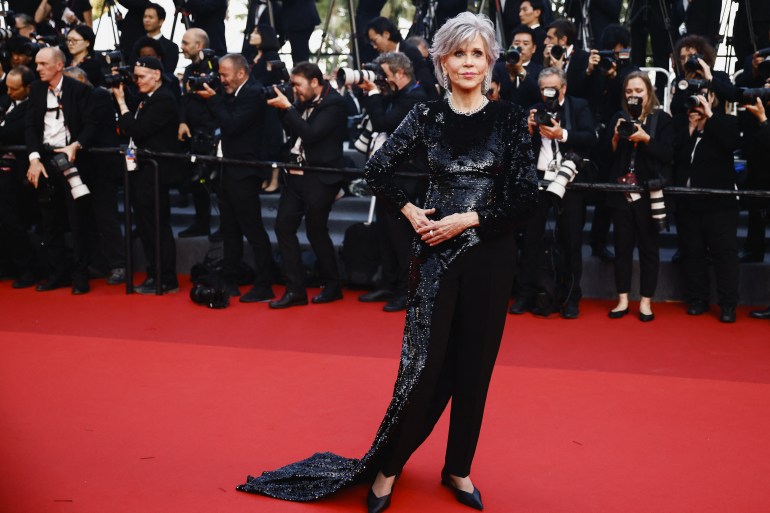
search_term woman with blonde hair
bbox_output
[237,12,538,512]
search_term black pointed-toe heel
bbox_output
[441,470,484,510]
[367,488,392,513]
[608,307,629,319]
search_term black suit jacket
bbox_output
[116,0,150,61]
[282,0,320,32]
[278,83,347,185]
[25,76,96,158]
[530,95,597,181]
[157,36,180,73]
[0,100,28,145]
[118,85,181,184]
[187,0,228,55]
[496,60,543,109]
[672,111,741,211]
[564,47,594,99]
[206,79,267,180]
[489,0,554,49]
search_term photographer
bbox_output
[194,54,275,303]
[356,51,427,312]
[112,57,180,294]
[742,82,770,321]
[542,18,593,99]
[24,46,95,294]
[266,62,348,308]
[606,71,673,322]
[510,67,596,319]
[670,35,739,116]
[177,28,219,238]
[494,24,542,108]
[0,66,38,289]
[672,82,741,322]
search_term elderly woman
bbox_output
[237,12,538,512]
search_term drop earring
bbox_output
[442,72,449,92]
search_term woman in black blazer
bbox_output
[607,70,673,321]
[65,24,106,87]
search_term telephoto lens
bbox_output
[50,153,90,200]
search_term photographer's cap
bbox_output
[135,57,164,72]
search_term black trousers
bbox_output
[676,203,739,306]
[81,155,125,270]
[286,28,314,64]
[219,172,273,289]
[375,200,413,294]
[37,165,90,280]
[274,173,340,293]
[0,167,36,276]
[517,189,585,302]
[611,196,660,298]
[631,0,673,97]
[380,232,516,478]
[130,162,177,286]
[742,207,768,255]
[589,199,613,248]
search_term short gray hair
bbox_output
[537,67,567,88]
[429,12,500,91]
[375,52,414,80]
[220,53,249,73]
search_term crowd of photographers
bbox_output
[0,3,769,320]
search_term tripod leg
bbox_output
[316,0,336,62]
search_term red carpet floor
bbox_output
[1,278,770,513]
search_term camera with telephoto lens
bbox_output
[49,153,90,200]
[505,45,523,65]
[678,78,710,110]
[617,96,643,139]
[0,26,16,41]
[683,53,705,74]
[647,177,667,231]
[545,152,584,200]
[596,48,631,74]
[534,87,559,126]
[336,62,388,89]
[260,60,294,101]
[549,44,565,61]
[103,66,132,88]
[737,87,770,106]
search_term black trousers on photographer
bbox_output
[36,159,91,282]
[274,172,341,293]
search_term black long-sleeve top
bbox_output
[365,100,538,240]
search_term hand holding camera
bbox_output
[266,85,292,109]
[744,96,768,124]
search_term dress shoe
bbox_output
[608,307,629,319]
[687,300,709,316]
[508,297,531,315]
[178,224,210,238]
[12,273,37,289]
[383,295,407,312]
[135,278,180,295]
[561,300,579,319]
[72,278,90,295]
[638,311,655,322]
[239,286,275,303]
[441,470,483,511]
[359,289,394,303]
[106,268,126,285]
[35,275,70,292]
[738,250,764,263]
[749,306,770,319]
[311,286,343,304]
[269,291,308,309]
[366,488,392,513]
[591,245,615,263]
[719,304,736,323]
[208,229,223,242]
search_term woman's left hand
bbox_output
[417,212,479,246]
[626,125,651,144]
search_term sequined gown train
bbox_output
[237,99,538,501]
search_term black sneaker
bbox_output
[106,268,126,285]
[135,278,180,295]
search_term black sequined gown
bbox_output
[237,99,538,501]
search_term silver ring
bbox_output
[429,230,434,237]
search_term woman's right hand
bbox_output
[401,202,436,233]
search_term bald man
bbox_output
[25,46,96,294]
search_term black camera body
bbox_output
[188,73,220,91]
[684,53,705,74]
[102,49,124,66]
[678,78,710,110]
[550,44,565,61]
[618,95,643,139]
[596,48,631,73]
[535,87,560,127]
[187,49,220,92]
[103,66,132,88]
[505,46,522,66]
[261,60,294,101]
[737,87,770,106]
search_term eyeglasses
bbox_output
[66,38,85,44]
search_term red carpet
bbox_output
[1,278,769,513]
